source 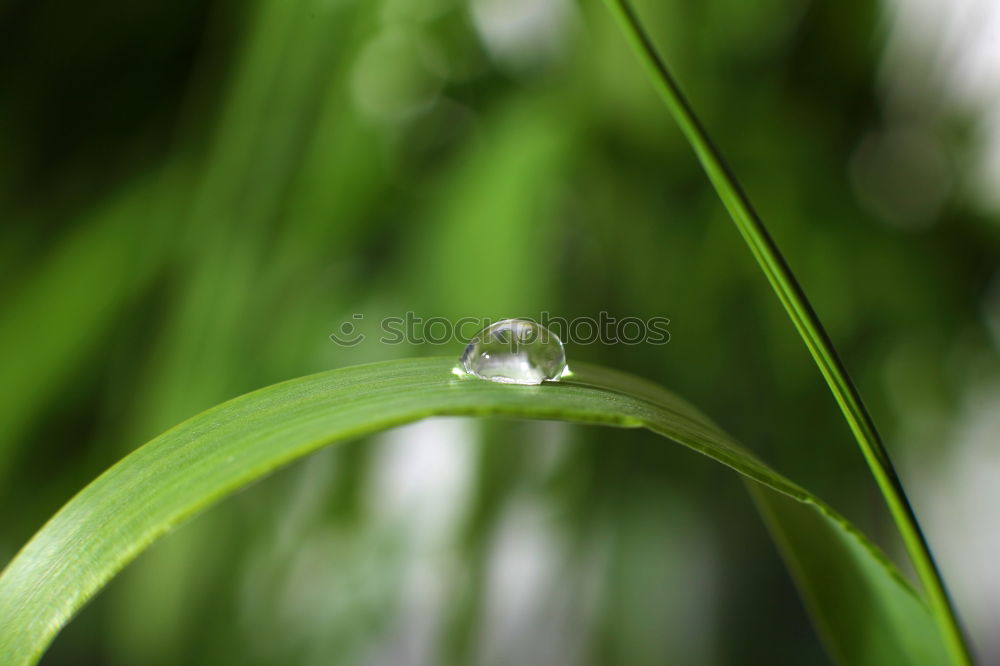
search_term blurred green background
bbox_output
[2,0,998,663]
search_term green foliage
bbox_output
[1,0,995,663]
[0,358,948,665]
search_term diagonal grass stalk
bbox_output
[601,1,972,663]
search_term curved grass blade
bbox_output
[0,358,948,665]
[600,1,971,663]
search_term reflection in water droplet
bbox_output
[458,319,569,385]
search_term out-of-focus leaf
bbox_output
[0,176,170,477]
[0,357,946,665]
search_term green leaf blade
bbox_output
[600,1,970,662]
[0,358,948,665]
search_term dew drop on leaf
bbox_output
[458,318,569,385]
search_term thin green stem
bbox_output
[602,1,972,663]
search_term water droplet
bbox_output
[458,318,569,385]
